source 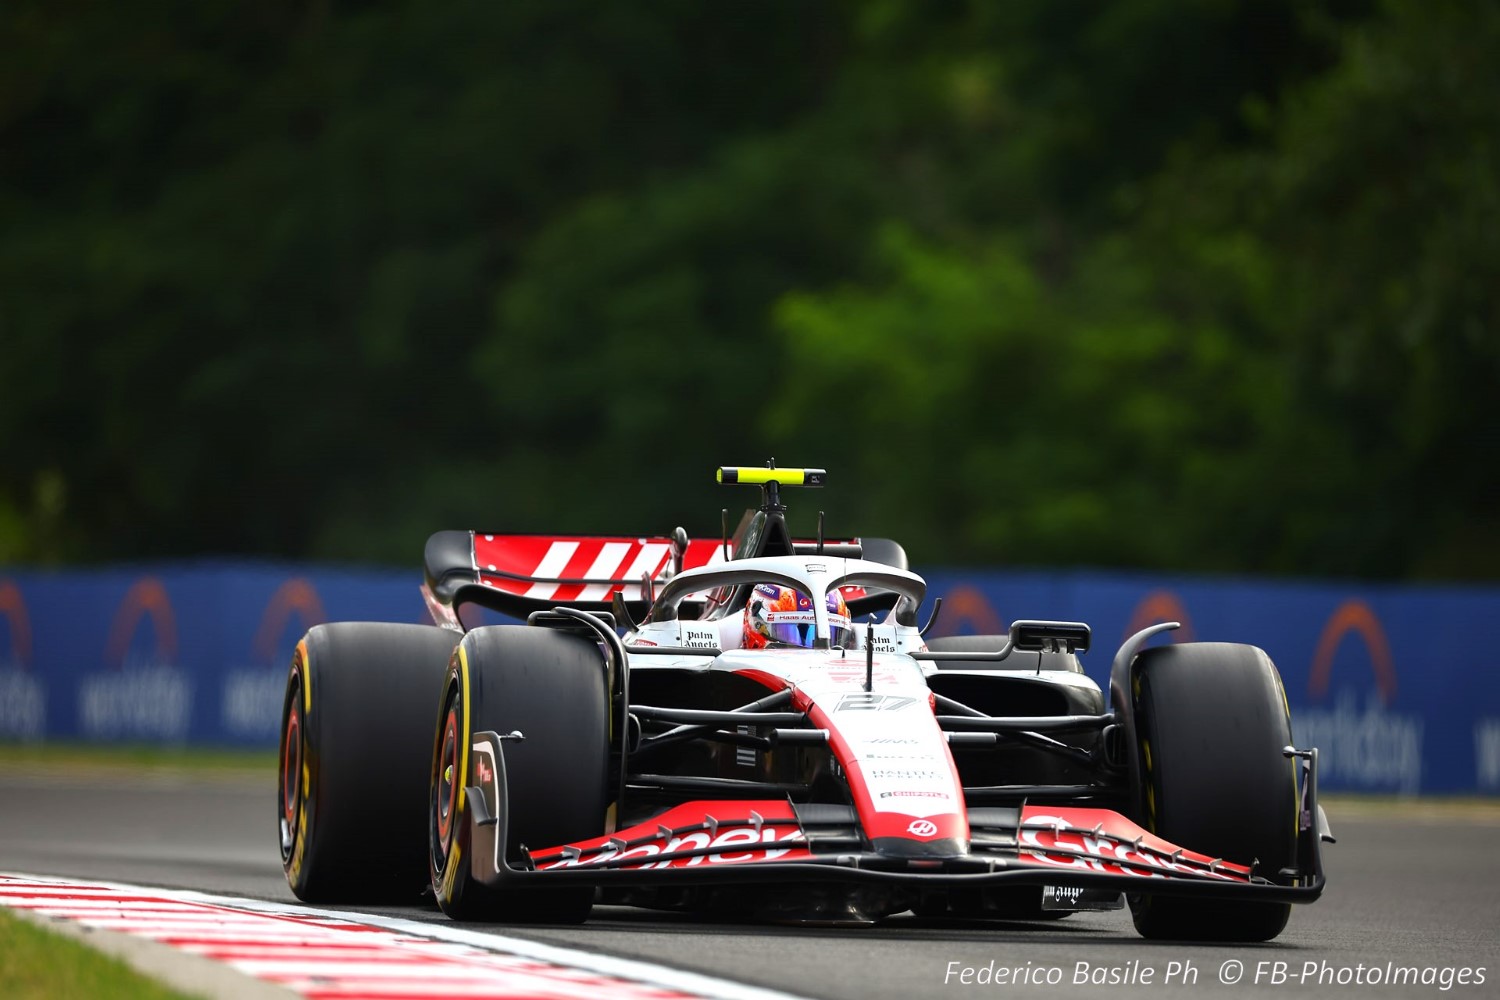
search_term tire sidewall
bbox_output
[431,653,474,913]
[279,639,315,893]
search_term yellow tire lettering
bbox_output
[441,842,462,901]
[297,639,311,712]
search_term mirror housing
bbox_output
[1009,619,1091,654]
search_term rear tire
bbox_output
[430,626,610,923]
[1127,642,1297,941]
[279,622,459,903]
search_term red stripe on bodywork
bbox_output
[730,667,792,693]
[548,543,607,603]
[799,693,969,847]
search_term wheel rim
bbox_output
[435,705,459,857]
[278,680,303,861]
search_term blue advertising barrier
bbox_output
[1,563,1497,795]
[920,570,1500,797]
[0,565,426,748]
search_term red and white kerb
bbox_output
[0,874,811,1000]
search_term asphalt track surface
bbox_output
[2,767,1496,999]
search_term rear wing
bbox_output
[422,530,908,626]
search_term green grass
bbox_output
[0,742,276,775]
[0,907,201,1000]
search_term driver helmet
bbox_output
[743,582,852,649]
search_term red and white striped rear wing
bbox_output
[422,530,905,625]
[425,530,728,611]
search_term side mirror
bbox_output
[1009,619,1091,654]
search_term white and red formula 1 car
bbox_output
[278,465,1331,940]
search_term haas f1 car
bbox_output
[278,466,1331,940]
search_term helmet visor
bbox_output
[760,609,819,648]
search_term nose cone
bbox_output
[801,676,972,860]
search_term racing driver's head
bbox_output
[743,583,852,649]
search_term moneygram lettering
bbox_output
[540,826,807,870]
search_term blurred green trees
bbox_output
[2,0,1495,578]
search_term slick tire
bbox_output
[1127,642,1298,942]
[279,622,460,903]
[430,625,609,923]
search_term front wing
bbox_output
[463,732,1329,905]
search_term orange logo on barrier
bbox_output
[0,580,32,668]
[104,577,178,667]
[253,578,326,663]
[1124,590,1194,643]
[1309,598,1397,705]
[936,585,1005,637]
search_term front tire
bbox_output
[429,625,610,923]
[1127,642,1298,941]
[279,622,459,903]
